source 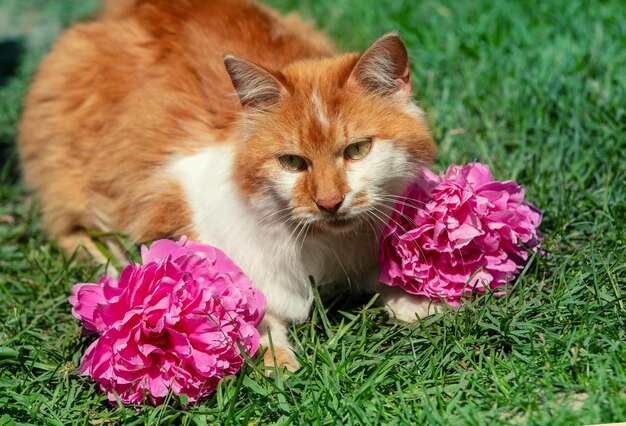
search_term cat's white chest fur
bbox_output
[169,144,378,323]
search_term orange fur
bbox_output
[19,0,437,371]
[233,54,434,218]
[263,346,299,373]
[20,0,337,244]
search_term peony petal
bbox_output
[141,237,187,264]
[378,163,542,305]
[69,282,109,333]
[448,222,483,247]
[70,236,264,406]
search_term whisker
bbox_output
[330,248,352,292]
[296,220,312,258]
[257,205,294,227]
[374,193,448,229]
[374,191,473,272]
[370,205,412,235]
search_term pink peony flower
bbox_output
[379,163,542,305]
[69,237,265,405]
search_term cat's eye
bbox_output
[344,139,372,160]
[277,154,307,172]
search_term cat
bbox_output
[19,0,439,371]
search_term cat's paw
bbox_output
[257,313,299,373]
[380,286,443,322]
[262,345,300,373]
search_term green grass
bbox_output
[1,0,625,424]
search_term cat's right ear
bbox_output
[223,55,286,110]
[347,33,411,98]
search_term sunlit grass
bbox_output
[1,0,625,424]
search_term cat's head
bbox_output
[225,33,435,235]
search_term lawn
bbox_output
[1,0,625,424]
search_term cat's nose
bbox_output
[315,195,344,214]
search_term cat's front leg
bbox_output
[364,272,443,322]
[252,275,312,373]
[377,284,443,322]
[257,312,300,372]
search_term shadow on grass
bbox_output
[0,38,25,185]
[0,38,24,87]
[0,135,20,185]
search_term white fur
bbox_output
[169,144,379,324]
[169,138,439,356]
[399,99,425,119]
[345,138,418,210]
[378,285,444,322]
[311,88,330,130]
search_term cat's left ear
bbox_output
[224,55,287,110]
[348,32,411,98]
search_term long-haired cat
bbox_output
[19,0,438,371]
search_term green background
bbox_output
[0,0,625,424]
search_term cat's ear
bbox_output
[348,32,411,98]
[223,55,286,110]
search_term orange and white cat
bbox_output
[19,0,438,370]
